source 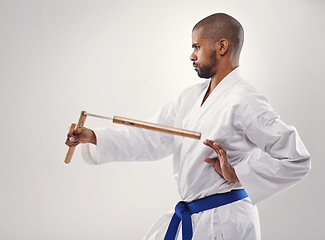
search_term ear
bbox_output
[216,38,229,56]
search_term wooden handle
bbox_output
[113,116,201,140]
[64,111,88,164]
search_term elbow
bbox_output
[296,154,311,179]
[284,153,311,181]
[303,154,311,177]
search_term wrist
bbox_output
[89,130,97,145]
[232,168,240,182]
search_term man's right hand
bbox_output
[65,123,97,147]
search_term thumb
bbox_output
[69,136,76,142]
[69,134,81,143]
[204,158,213,163]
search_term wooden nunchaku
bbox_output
[64,111,201,164]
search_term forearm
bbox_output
[235,116,311,204]
[236,152,310,204]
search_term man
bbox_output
[66,13,311,240]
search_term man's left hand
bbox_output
[203,139,239,183]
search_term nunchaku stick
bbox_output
[64,111,88,164]
[64,111,202,164]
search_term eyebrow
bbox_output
[192,43,199,48]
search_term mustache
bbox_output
[193,62,198,67]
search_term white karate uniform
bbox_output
[81,68,311,240]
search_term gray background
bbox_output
[1,0,324,239]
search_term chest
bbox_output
[174,87,241,143]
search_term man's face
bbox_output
[190,28,217,79]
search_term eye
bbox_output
[192,45,200,50]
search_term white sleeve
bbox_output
[234,111,311,204]
[80,101,177,165]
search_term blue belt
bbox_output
[164,189,248,240]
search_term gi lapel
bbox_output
[187,68,243,132]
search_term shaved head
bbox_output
[193,13,244,56]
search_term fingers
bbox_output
[65,124,96,146]
[203,139,226,155]
[65,138,80,147]
[203,139,227,169]
[203,139,215,148]
[67,123,76,138]
[213,142,227,155]
[203,139,239,183]
[203,139,218,153]
[66,123,80,147]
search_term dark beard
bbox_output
[196,50,217,79]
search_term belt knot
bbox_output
[175,201,190,219]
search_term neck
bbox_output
[201,62,238,105]
[210,61,238,91]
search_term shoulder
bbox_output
[159,81,208,117]
[235,78,272,110]
[174,80,208,107]
[230,78,279,130]
[180,80,209,98]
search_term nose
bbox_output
[190,51,197,62]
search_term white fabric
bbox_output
[81,68,310,239]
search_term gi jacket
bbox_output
[81,67,310,239]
